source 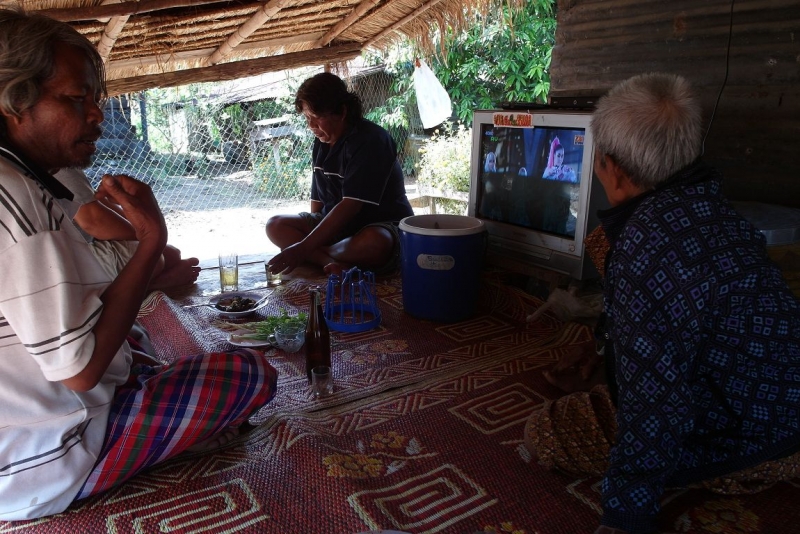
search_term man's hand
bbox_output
[94,174,167,252]
[543,342,605,393]
[268,239,315,274]
[268,198,364,274]
[61,175,168,392]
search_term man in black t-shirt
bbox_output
[266,73,413,277]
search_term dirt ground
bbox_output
[164,189,308,260]
[164,205,299,264]
[148,163,306,264]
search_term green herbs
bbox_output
[237,309,307,340]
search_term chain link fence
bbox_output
[87,65,426,217]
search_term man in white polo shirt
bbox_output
[0,8,277,520]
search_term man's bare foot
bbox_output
[185,422,257,453]
[150,257,201,290]
[186,427,240,453]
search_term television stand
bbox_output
[485,252,602,299]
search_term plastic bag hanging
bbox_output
[413,58,452,129]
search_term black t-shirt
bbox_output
[310,119,413,237]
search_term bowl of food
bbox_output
[209,291,269,319]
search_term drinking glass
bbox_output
[218,252,238,292]
[265,260,282,287]
[311,365,334,398]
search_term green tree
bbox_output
[363,46,416,133]
[415,122,472,214]
[404,1,555,201]
[417,122,472,194]
[431,0,556,124]
[365,2,555,129]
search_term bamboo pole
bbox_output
[314,0,381,48]
[106,43,361,94]
[205,0,293,66]
[98,15,130,62]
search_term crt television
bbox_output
[467,109,609,280]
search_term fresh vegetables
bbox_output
[236,309,308,340]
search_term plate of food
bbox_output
[224,309,308,348]
[208,291,270,319]
[227,329,272,348]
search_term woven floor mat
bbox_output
[5,273,800,533]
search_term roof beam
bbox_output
[96,0,130,63]
[106,43,361,94]
[205,0,292,66]
[314,0,381,48]
[39,0,230,22]
[97,15,130,62]
[106,31,324,73]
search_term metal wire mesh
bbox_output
[86,67,425,216]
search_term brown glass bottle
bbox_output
[304,287,331,383]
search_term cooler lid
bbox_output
[731,201,800,246]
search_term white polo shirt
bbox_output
[0,156,131,519]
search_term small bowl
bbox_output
[208,291,269,319]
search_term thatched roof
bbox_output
[5,0,498,96]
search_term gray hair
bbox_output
[0,7,106,136]
[591,73,703,189]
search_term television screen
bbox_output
[476,123,588,239]
[468,109,608,280]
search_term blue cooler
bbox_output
[399,214,486,322]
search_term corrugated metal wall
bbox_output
[550,0,800,208]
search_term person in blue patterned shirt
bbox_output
[524,72,800,534]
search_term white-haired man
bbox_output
[525,73,800,534]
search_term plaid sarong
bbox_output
[76,348,277,499]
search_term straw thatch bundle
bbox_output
[4,0,522,95]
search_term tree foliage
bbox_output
[364,1,555,130]
[430,0,556,124]
[417,122,472,195]
[363,49,417,133]
[403,1,556,201]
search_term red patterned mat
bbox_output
[4,274,800,533]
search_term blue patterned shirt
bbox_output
[599,160,800,532]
